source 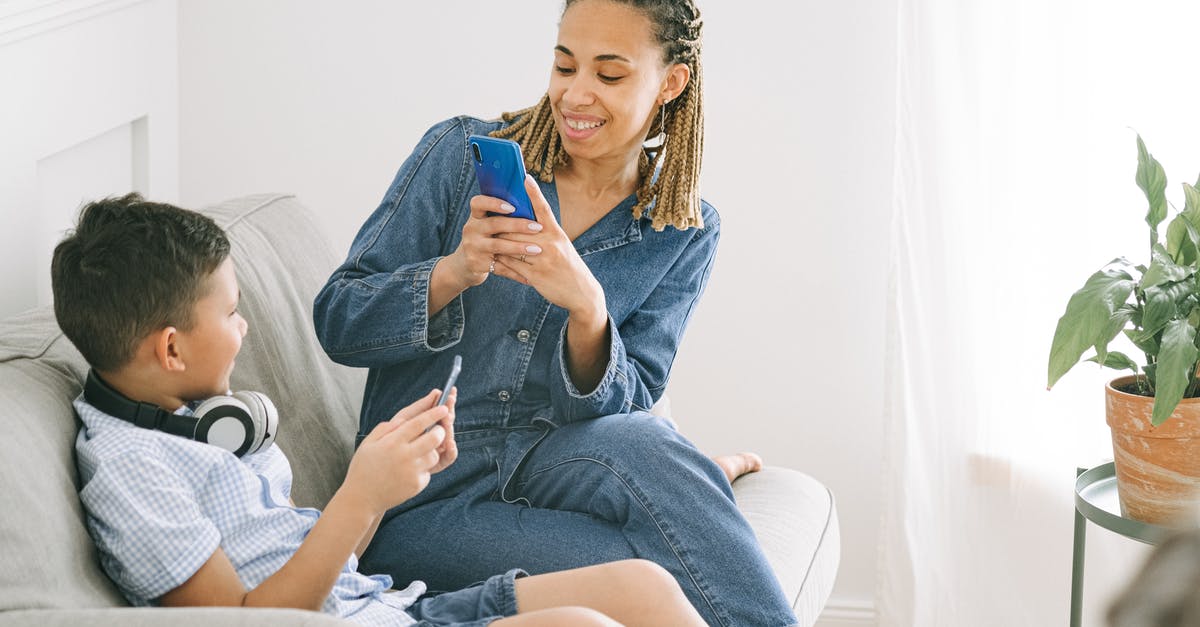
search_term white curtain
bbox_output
[880,1,1200,625]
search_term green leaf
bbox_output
[1151,319,1199,425]
[1095,307,1134,365]
[1127,327,1160,356]
[1086,351,1139,372]
[1165,214,1200,266]
[1182,298,1200,327]
[1140,281,1193,339]
[1184,183,1200,224]
[1143,244,1194,288]
[1137,135,1169,246]
[1048,265,1137,388]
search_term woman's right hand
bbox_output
[340,390,449,514]
[442,195,546,290]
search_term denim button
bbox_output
[498,390,511,402]
[516,329,531,342]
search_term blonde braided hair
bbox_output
[490,0,705,232]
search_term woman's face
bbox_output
[550,0,683,165]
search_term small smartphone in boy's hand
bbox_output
[436,355,462,407]
[468,135,537,221]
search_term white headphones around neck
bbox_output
[83,370,278,457]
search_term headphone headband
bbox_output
[84,370,197,438]
[82,369,277,457]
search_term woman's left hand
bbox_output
[491,176,607,319]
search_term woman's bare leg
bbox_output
[509,559,706,627]
[712,452,763,483]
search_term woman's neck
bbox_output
[554,150,644,240]
[557,151,641,203]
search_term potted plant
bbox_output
[1048,135,1200,526]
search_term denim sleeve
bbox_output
[313,118,473,367]
[550,218,721,422]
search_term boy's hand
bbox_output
[381,386,458,473]
[341,390,449,514]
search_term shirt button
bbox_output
[498,390,511,402]
[516,329,531,343]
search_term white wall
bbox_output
[178,1,895,621]
[0,0,179,318]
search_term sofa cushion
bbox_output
[0,607,353,626]
[0,308,126,611]
[198,194,366,510]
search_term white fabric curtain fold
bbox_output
[880,1,1200,625]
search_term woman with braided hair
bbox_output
[314,1,798,625]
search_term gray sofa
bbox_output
[0,194,839,626]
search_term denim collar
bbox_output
[539,180,644,257]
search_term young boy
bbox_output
[53,194,705,627]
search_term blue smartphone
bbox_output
[468,135,537,221]
[435,354,462,407]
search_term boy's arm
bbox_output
[290,497,379,559]
[162,395,450,611]
[160,489,377,611]
[288,496,384,556]
[357,514,383,560]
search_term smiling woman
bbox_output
[312,1,796,625]
[492,0,704,233]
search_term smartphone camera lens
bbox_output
[471,143,482,163]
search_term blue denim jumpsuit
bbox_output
[313,116,798,627]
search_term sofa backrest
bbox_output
[0,308,126,610]
[205,194,364,508]
[0,194,364,611]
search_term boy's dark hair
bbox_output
[51,193,230,371]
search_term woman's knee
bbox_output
[580,413,695,458]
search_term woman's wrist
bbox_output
[429,255,471,315]
[568,307,608,337]
[563,291,611,394]
[567,286,608,330]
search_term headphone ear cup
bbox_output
[232,391,278,455]
[192,395,254,455]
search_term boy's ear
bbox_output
[152,327,186,372]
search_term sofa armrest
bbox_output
[732,466,840,625]
[0,608,354,627]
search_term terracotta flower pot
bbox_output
[1106,375,1200,525]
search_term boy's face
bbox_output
[175,258,247,400]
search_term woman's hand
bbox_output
[428,191,548,315]
[440,194,548,291]
[491,175,607,320]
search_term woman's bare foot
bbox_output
[712,452,763,484]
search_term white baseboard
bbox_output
[815,599,877,627]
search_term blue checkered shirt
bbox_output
[74,396,424,625]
